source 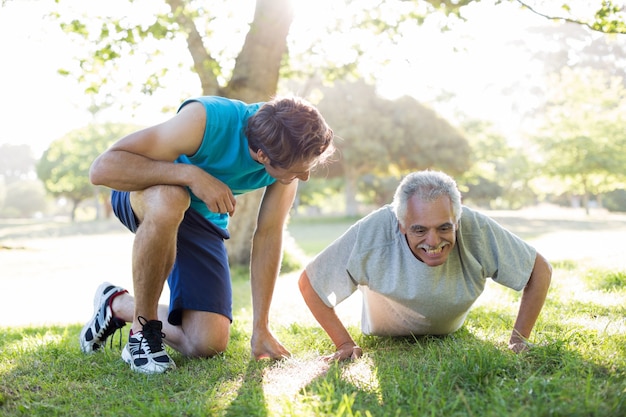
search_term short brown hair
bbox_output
[246,96,335,169]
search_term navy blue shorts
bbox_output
[111,190,232,325]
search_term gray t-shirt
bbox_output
[305,205,537,336]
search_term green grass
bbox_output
[1,218,626,416]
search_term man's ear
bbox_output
[256,149,271,165]
[398,220,407,235]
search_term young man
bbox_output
[80,95,335,373]
[299,170,551,361]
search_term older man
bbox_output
[299,170,551,361]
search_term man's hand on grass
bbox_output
[323,342,362,362]
[508,340,532,353]
[251,328,291,360]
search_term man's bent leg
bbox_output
[122,185,189,373]
[129,185,189,333]
[164,309,231,357]
[111,296,230,358]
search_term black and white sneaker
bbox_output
[121,316,176,374]
[79,282,127,353]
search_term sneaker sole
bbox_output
[79,282,118,354]
[121,344,176,374]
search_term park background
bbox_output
[0,0,625,416]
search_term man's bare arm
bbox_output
[509,252,552,352]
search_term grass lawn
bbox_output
[1,209,626,416]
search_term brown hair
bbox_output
[246,96,335,169]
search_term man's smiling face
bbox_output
[399,195,458,267]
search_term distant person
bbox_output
[299,170,551,361]
[80,95,335,373]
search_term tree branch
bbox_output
[515,0,626,34]
[165,0,221,95]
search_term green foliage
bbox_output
[457,119,536,209]
[318,80,470,177]
[280,233,308,274]
[36,123,139,219]
[518,0,626,34]
[591,0,626,33]
[532,67,626,210]
[297,177,344,208]
[315,79,470,214]
[604,189,626,213]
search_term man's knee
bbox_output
[131,185,190,226]
[183,311,231,358]
[191,334,229,358]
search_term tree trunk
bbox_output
[172,0,294,265]
[71,199,79,222]
[582,178,590,215]
[225,0,293,101]
[226,189,265,265]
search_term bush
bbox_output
[604,189,626,213]
[280,232,308,273]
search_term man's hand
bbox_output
[508,340,532,353]
[188,168,237,216]
[250,328,291,360]
[323,342,362,362]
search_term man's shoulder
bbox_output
[359,204,397,227]
[178,96,263,115]
[352,205,401,247]
[459,206,497,229]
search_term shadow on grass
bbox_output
[0,323,273,416]
[223,360,270,417]
[293,327,625,416]
[1,320,624,416]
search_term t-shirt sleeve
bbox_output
[459,208,537,291]
[305,223,361,307]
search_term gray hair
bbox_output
[392,170,462,228]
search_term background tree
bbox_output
[0,144,48,218]
[316,80,470,215]
[1,180,47,218]
[457,119,536,209]
[36,123,138,221]
[532,67,626,214]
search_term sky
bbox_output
[0,0,94,156]
[0,0,567,157]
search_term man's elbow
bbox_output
[89,155,108,186]
[532,253,553,291]
[298,271,309,297]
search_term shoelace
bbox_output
[137,316,166,354]
[107,317,126,350]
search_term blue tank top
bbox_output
[175,96,276,230]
